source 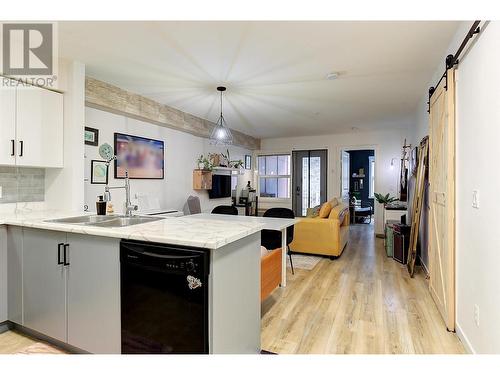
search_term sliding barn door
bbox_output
[428,69,456,331]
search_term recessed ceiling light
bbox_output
[326,72,339,80]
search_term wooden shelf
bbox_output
[193,170,212,190]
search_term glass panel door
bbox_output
[292,150,327,216]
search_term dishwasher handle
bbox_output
[121,243,204,261]
[120,240,210,276]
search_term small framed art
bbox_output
[91,160,108,184]
[85,127,99,146]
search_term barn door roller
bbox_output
[427,21,481,113]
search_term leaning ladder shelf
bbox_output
[406,137,429,277]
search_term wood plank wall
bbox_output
[85,77,260,150]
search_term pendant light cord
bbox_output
[220,90,223,118]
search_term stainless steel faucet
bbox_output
[104,170,138,217]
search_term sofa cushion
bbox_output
[306,204,321,218]
[319,201,333,218]
[329,198,339,208]
[329,202,348,220]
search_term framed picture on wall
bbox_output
[85,127,99,146]
[245,155,252,170]
[114,133,165,179]
[91,160,108,184]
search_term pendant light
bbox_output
[209,86,233,145]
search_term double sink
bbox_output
[46,214,163,228]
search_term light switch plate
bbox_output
[472,190,479,209]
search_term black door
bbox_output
[292,150,328,216]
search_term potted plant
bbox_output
[197,155,205,170]
[374,193,398,236]
[196,154,214,171]
[219,149,230,167]
[374,193,398,207]
[230,159,244,169]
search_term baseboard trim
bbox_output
[455,322,475,354]
[417,255,429,276]
[0,320,14,334]
[12,323,88,354]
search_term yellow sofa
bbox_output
[289,200,350,258]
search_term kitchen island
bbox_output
[0,210,269,354]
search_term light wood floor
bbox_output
[0,330,63,354]
[0,223,464,354]
[261,224,465,354]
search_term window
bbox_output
[231,175,238,191]
[257,154,291,198]
[368,156,375,198]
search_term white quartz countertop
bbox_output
[0,210,266,249]
[190,213,297,231]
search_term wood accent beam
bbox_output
[85,77,260,150]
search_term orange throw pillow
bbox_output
[318,202,333,218]
[329,198,339,208]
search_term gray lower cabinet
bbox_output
[66,233,121,354]
[23,228,67,342]
[19,228,121,353]
[7,226,23,325]
[0,226,7,323]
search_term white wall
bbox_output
[260,128,408,234]
[84,107,253,214]
[45,59,86,212]
[453,22,500,354]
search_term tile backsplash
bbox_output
[0,167,45,203]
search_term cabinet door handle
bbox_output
[63,243,70,266]
[19,140,23,157]
[57,243,64,265]
[11,139,15,156]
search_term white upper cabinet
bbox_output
[0,80,63,168]
[16,85,64,168]
[0,80,17,166]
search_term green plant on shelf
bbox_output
[374,192,398,206]
[197,154,214,171]
[230,159,244,169]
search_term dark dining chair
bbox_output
[353,201,374,224]
[211,205,239,215]
[261,208,295,275]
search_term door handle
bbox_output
[57,243,64,265]
[11,140,15,156]
[19,140,23,157]
[63,243,70,266]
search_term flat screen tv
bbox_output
[114,133,164,179]
[208,175,231,199]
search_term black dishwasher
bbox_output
[120,240,210,354]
